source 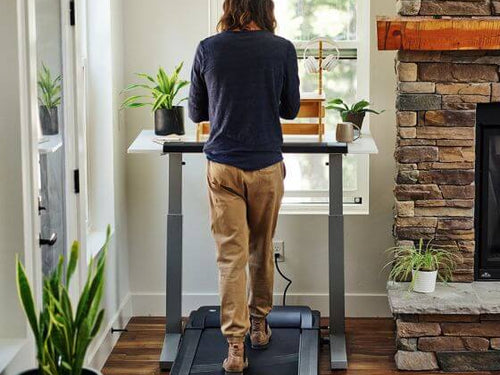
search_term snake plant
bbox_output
[16,226,110,375]
[121,63,189,111]
[38,64,62,109]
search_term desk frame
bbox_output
[159,144,347,371]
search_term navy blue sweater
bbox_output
[188,30,300,171]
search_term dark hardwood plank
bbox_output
[101,317,499,375]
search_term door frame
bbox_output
[17,0,82,305]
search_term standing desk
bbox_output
[128,130,378,370]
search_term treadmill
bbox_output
[171,306,320,375]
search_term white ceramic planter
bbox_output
[412,269,437,293]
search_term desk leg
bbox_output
[160,153,183,370]
[329,154,347,370]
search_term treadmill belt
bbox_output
[189,327,300,375]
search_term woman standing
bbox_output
[189,0,300,372]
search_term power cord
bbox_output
[274,253,292,306]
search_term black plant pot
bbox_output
[39,105,59,135]
[154,106,185,136]
[345,112,365,130]
[19,368,101,375]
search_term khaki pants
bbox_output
[207,160,285,338]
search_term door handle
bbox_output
[38,196,46,215]
[39,233,57,247]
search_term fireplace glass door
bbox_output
[477,104,500,279]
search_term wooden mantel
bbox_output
[377,16,500,51]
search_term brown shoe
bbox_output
[223,338,248,374]
[249,317,272,349]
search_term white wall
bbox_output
[0,0,29,340]
[87,0,132,368]
[124,0,396,317]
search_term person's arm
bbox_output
[188,42,209,123]
[279,42,301,120]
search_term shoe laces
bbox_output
[229,342,244,357]
[252,318,266,333]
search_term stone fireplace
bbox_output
[393,49,500,282]
[378,10,500,282]
[378,0,500,371]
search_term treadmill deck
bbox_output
[170,306,321,375]
[190,328,300,375]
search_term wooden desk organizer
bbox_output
[196,94,326,142]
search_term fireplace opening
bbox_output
[476,103,500,280]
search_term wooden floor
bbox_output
[102,317,497,375]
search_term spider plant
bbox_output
[384,239,460,291]
[16,226,111,375]
[326,98,384,122]
[120,63,189,111]
[38,64,62,109]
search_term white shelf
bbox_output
[38,134,62,154]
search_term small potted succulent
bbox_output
[16,227,110,375]
[384,239,460,293]
[38,64,62,135]
[121,63,189,136]
[326,98,384,131]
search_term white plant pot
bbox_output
[412,269,437,293]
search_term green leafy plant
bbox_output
[16,226,111,375]
[384,239,460,290]
[326,98,383,122]
[38,64,62,108]
[121,63,189,112]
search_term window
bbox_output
[209,0,370,215]
[274,0,370,215]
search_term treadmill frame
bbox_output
[170,306,320,375]
[160,148,347,371]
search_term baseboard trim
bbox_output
[88,293,133,370]
[131,292,391,318]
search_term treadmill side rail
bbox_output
[170,330,203,375]
[298,329,320,375]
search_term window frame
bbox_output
[75,0,117,267]
[208,0,371,215]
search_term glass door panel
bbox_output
[35,0,67,276]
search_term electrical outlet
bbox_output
[273,240,285,262]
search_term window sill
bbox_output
[0,339,26,374]
[279,203,369,216]
[86,227,114,262]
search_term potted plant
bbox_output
[326,98,384,131]
[385,239,460,293]
[121,63,189,136]
[16,227,110,375]
[38,64,62,136]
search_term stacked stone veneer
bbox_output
[394,1,500,282]
[389,282,500,372]
[397,0,500,16]
[396,314,500,372]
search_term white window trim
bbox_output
[208,0,371,216]
[75,0,116,269]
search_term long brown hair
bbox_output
[217,0,277,33]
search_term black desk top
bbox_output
[162,141,348,154]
